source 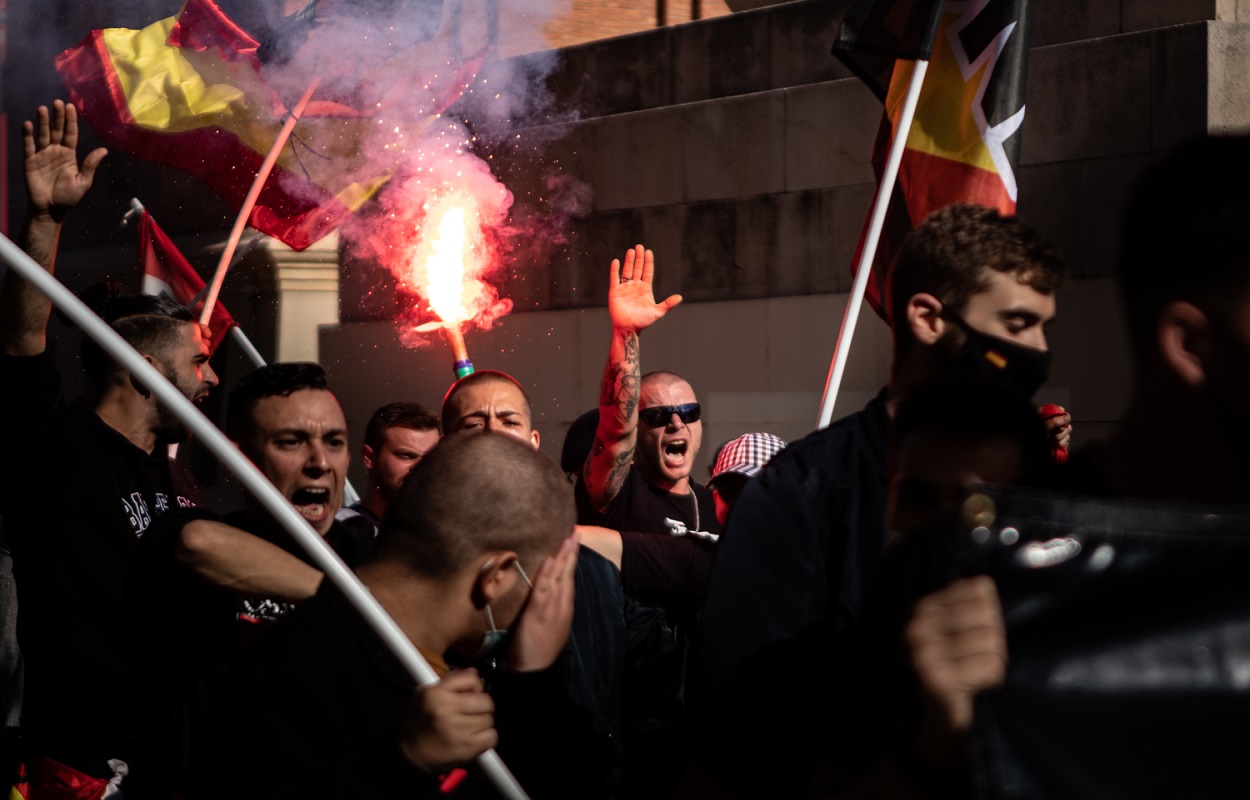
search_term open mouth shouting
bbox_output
[292,487,333,525]
[663,438,690,470]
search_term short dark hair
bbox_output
[80,294,197,391]
[888,204,1064,355]
[440,370,533,433]
[373,431,574,578]
[226,362,331,443]
[1118,135,1250,354]
[893,374,1053,487]
[364,402,440,450]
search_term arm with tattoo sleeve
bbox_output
[582,245,682,513]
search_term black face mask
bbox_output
[946,316,1052,399]
[1205,316,1250,459]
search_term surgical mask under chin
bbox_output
[474,560,533,662]
[946,315,1052,399]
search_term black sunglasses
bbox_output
[639,403,701,427]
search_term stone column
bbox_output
[268,232,342,364]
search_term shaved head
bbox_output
[372,432,573,578]
[641,370,687,391]
[441,371,533,429]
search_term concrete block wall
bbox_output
[327,0,1250,476]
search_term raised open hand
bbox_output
[608,244,682,332]
[23,100,107,218]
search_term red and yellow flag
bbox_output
[836,0,1032,318]
[55,0,488,251]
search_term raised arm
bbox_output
[582,245,682,512]
[0,100,107,356]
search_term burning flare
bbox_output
[409,198,486,378]
[424,205,470,325]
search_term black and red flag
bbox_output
[835,0,1033,319]
[139,210,238,355]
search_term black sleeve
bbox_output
[697,456,830,693]
[138,506,224,566]
[622,597,681,710]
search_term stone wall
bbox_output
[325,0,1250,480]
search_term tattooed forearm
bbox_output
[586,327,644,509]
[600,330,641,418]
[605,449,633,497]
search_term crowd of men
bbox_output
[0,98,1248,800]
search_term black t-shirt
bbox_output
[619,531,716,624]
[0,351,201,764]
[576,467,722,538]
[576,468,721,624]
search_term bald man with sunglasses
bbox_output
[577,246,722,541]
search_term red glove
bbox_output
[1039,404,1070,464]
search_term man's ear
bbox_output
[130,354,160,399]
[905,293,946,346]
[361,444,376,471]
[472,551,520,608]
[1158,300,1210,387]
[530,429,541,451]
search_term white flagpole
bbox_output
[199,78,320,327]
[816,58,930,429]
[229,326,266,368]
[0,233,529,800]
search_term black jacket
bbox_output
[697,389,891,693]
[564,547,680,798]
[193,579,604,800]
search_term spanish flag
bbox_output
[835,0,1032,319]
[54,0,486,251]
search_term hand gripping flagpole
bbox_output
[816,58,930,430]
[0,234,529,800]
[199,78,321,327]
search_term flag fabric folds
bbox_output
[54,0,486,251]
[835,0,945,94]
[835,0,1032,319]
[139,210,237,354]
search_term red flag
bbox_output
[55,0,489,250]
[139,210,237,354]
[836,0,1032,319]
